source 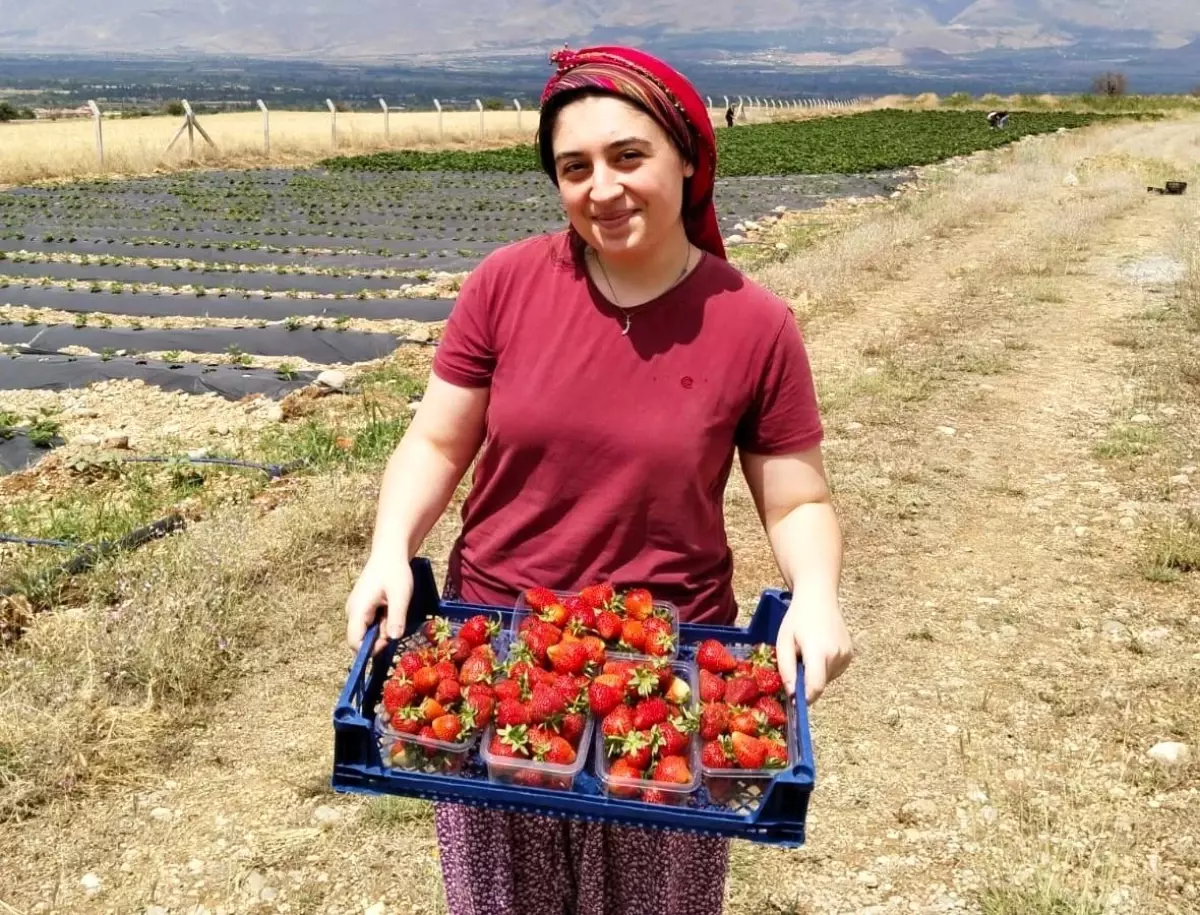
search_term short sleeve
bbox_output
[432,265,496,388]
[735,313,824,454]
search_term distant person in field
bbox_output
[987,110,1009,130]
[725,103,735,127]
[346,43,852,915]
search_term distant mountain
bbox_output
[0,1,1196,60]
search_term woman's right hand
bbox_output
[345,555,414,655]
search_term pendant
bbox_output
[621,313,632,336]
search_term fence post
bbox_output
[182,98,196,158]
[723,95,730,110]
[433,98,443,140]
[257,100,269,155]
[706,95,712,110]
[326,99,337,150]
[379,97,390,141]
[475,98,484,138]
[514,98,522,131]
[86,100,104,169]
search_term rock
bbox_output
[1182,465,1198,475]
[936,426,956,436]
[73,434,102,447]
[260,886,279,902]
[1140,627,1170,644]
[774,242,788,250]
[845,421,863,431]
[262,404,284,423]
[1148,742,1190,767]
[1170,474,1191,486]
[102,433,130,450]
[150,806,172,821]
[146,908,168,915]
[187,448,211,460]
[1102,620,1128,640]
[773,205,788,213]
[316,369,346,392]
[365,903,386,915]
[67,408,100,418]
[313,805,342,825]
[858,871,880,888]
[80,873,102,893]
[898,797,938,826]
[187,858,204,874]
[1063,172,1079,186]
[980,805,998,824]
[245,871,266,897]
[1130,413,1152,424]
[732,222,746,233]
[725,234,745,244]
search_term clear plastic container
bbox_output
[592,659,701,805]
[697,644,796,810]
[375,711,478,774]
[478,717,595,791]
[512,588,680,661]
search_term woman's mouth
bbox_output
[593,210,635,229]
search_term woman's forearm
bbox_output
[765,499,843,607]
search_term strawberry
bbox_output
[622,588,654,621]
[651,755,692,785]
[632,697,669,730]
[581,635,607,666]
[433,660,458,682]
[398,651,425,679]
[643,618,676,657]
[754,695,788,729]
[539,735,577,766]
[431,713,462,742]
[441,636,472,665]
[412,666,440,696]
[695,640,738,674]
[602,705,634,740]
[619,619,646,652]
[546,639,589,676]
[596,610,623,642]
[735,659,754,677]
[730,732,768,769]
[529,683,566,725]
[523,586,557,611]
[381,679,415,715]
[603,659,636,683]
[470,643,497,662]
[523,621,562,662]
[753,665,784,698]
[496,698,530,728]
[488,733,519,758]
[418,697,446,722]
[749,642,778,668]
[563,596,596,630]
[513,770,547,788]
[613,730,654,769]
[494,678,523,703]
[579,582,615,609]
[434,678,461,705]
[655,721,690,757]
[459,654,494,686]
[421,616,452,645]
[702,739,733,769]
[665,676,692,707]
[641,788,670,805]
[698,703,731,741]
[538,602,569,628]
[626,665,660,699]
[463,688,495,727]
[699,669,726,703]
[459,614,499,648]
[588,675,626,717]
[730,709,764,736]
[418,725,441,755]
[391,708,422,735]
[559,712,587,746]
[497,724,530,757]
[607,758,644,797]
[763,738,789,768]
[723,676,761,708]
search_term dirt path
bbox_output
[2,120,1198,915]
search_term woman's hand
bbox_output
[775,595,853,705]
[345,555,414,656]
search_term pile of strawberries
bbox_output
[375,613,501,770]
[695,640,790,775]
[590,657,696,803]
[521,582,677,658]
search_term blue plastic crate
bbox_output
[331,559,816,847]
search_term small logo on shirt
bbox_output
[680,376,694,390]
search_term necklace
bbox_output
[591,246,693,335]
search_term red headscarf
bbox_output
[539,45,726,261]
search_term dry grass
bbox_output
[0,109,539,186]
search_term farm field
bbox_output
[1,109,1198,914]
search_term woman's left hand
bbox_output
[775,595,853,705]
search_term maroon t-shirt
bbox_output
[433,232,823,625]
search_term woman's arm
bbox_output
[739,445,853,704]
[345,370,489,651]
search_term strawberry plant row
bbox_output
[332,559,816,847]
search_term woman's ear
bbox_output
[684,162,696,179]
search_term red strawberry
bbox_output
[398,651,425,679]
[459,654,494,686]
[626,665,661,699]
[763,738,789,768]
[699,703,731,741]
[529,683,566,725]
[494,678,523,703]
[735,659,754,677]
[615,730,654,769]
[581,635,607,666]
[546,639,589,676]
[434,678,461,705]
[392,712,422,735]
[619,619,647,651]
[463,688,495,727]
[607,758,644,797]
[513,769,546,788]
[497,724,530,757]
[651,754,692,785]
[563,596,596,630]
[588,675,626,717]
[441,636,472,665]
[695,640,738,674]
[723,676,761,708]
[459,614,499,648]
[496,698,530,728]
[754,695,788,729]
[753,665,784,697]
[381,679,415,715]
[538,601,569,628]
[579,582,615,609]
[433,660,458,682]
[418,697,446,722]
[699,670,725,703]
[470,643,497,662]
[596,610,623,642]
[412,666,440,696]
[665,676,692,707]
[632,697,669,730]
[702,739,733,769]
[523,621,562,661]
[523,586,557,611]
[730,709,764,736]
[418,725,440,754]
[730,732,768,769]
[643,618,676,657]
[539,735,577,766]
[421,616,452,644]
[641,788,670,805]
[603,660,637,682]
[622,588,654,621]
[431,713,461,742]
[602,705,634,739]
[656,721,690,757]
[559,712,587,746]
[488,733,519,758]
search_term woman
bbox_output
[346,45,853,915]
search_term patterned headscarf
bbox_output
[538,45,726,261]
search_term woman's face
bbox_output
[550,95,695,263]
